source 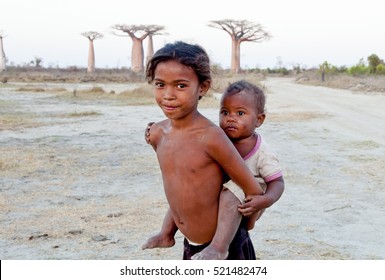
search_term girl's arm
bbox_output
[142,208,178,250]
[207,127,264,197]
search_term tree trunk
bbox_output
[231,38,241,73]
[0,37,6,72]
[146,35,154,67]
[131,37,144,72]
[87,39,95,73]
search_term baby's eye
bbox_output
[237,111,245,116]
[221,110,229,115]
[177,84,187,89]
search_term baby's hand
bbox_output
[144,122,155,144]
[238,194,266,217]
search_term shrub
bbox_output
[347,65,369,76]
[376,64,385,75]
[367,54,382,73]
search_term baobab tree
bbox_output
[81,31,103,73]
[208,19,271,73]
[0,31,6,72]
[144,25,166,65]
[111,24,164,72]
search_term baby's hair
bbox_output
[145,41,212,85]
[224,80,266,114]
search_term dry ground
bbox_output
[296,71,385,93]
[1,76,384,260]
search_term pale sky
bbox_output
[1,0,384,69]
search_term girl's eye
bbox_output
[154,82,164,88]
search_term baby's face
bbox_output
[219,91,260,140]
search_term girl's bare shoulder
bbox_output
[197,119,229,143]
[147,119,170,147]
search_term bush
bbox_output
[376,64,385,75]
[368,54,382,73]
[347,65,369,76]
[266,67,290,75]
[331,65,347,74]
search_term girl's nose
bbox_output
[163,87,175,100]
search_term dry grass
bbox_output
[0,99,41,130]
[268,111,330,122]
[118,84,155,105]
[0,73,267,133]
[0,67,145,83]
[3,67,384,95]
[61,111,102,118]
[2,72,265,108]
[16,87,46,92]
[211,73,266,93]
[296,70,385,94]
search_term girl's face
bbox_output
[219,91,265,140]
[153,60,209,120]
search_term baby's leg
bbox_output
[142,208,178,250]
[192,188,241,260]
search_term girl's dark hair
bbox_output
[224,80,266,113]
[146,41,211,84]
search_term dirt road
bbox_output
[255,78,385,259]
[1,78,384,259]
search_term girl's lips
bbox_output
[162,104,177,111]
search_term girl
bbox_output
[142,41,264,260]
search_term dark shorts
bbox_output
[183,225,256,260]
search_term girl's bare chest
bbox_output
[157,134,210,165]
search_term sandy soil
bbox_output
[1,78,384,260]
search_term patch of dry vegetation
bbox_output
[2,71,266,108]
[211,72,266,93]
[16,87,46,92]
[3,67,385,95]
[268,111,330,122]
[118,84,155,105]
[59,111,102,118]
[296,70,385,94]
[54,84,157,106]
[0,67,145,83]
[0,100,40,131]
[0,116,41,131]
[0,72,268,133]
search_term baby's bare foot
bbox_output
[191,245,228,260]
[142,233,175,250]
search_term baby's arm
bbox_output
[207,129,264,199]
[239,176,284,218]
[144,122,155,144]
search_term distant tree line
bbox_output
[248,54,385,79]
[319,54,385,81]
